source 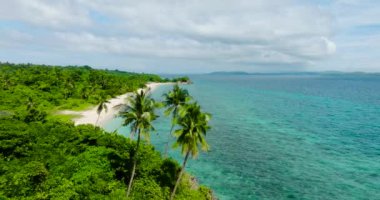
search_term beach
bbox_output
[60,82,173,127]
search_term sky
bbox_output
[0,0,379,73]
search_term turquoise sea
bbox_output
[105,74,380,200]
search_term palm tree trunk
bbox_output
[130,131,134,140]
[126,130,141,197]
[170,151,190,200]
[164,111,177,157]
[95,114,100,126]
[164,123,175,157]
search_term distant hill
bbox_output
[208,71,251,75]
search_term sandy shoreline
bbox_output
[59,82,173,127]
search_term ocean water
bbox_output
[104,74,380,200]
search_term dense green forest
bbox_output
[0,63,211,199]
[0,62,164,120]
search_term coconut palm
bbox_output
[162,84,192,157]
[170,103,211,200]
[120,89,159,197]
[95,95,110,126]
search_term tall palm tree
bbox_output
[95,95,110,126]
[120,89,159,197]
[170,103,211,200]
[163,84,192,157]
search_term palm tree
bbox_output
[26,97,36,111]
[120,89,159,197]
[24,97,46,123]
[170,103,211,200]
[95,95,110,126]
[163,84,192,157]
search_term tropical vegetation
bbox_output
[95,94,110,126]
[0,62,213,199]
[119,89,160,197]
[0,62,164,120]
[162,84,192,157]
[170,103,212,200]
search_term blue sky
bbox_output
[0,0,379,73]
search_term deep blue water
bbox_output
[105,74,380,200]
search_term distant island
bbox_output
[208,71,251,75]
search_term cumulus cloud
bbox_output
[1,0,376,72]
[0,0,91,28]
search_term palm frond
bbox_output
[119,89,159,143]
[173,102,211,158]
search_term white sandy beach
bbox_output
[59,82,173,127]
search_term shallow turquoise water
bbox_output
[105,75,380,200]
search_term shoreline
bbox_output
[59,82,174,127]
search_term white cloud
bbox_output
[2,0,377,72]
[0,0,91,28]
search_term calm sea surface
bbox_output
[105,74,380,200]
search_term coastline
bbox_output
[59,82,173,127]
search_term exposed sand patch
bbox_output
[59,82,174,127]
